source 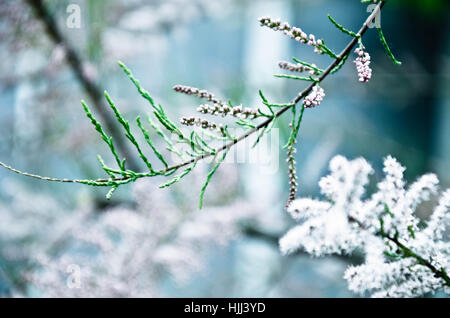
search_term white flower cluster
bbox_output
[179,116,227,137]
[173,85,225,106]
[180,116,222,129]
[303,85,325,108]
[280,155,450,298]
[197,103,259,119]
[174,85,260,122]
[258,16,324,54]
[278,61,320,76]
[354,48,372,83]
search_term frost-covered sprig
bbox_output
[278,61,320,76]
[280,155,450,298]
[258,16,326,55]
[354,47,372,83]
[173,85,225,106]
[303,85,325,108]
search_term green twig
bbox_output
[274,74,316,81]
[104,91,154,172]
[136,116,168,168]
[328,14,359,38]
[82,101,125,171]
[199,151,228,209]
[159,162,197,189]
[377,26,402,65]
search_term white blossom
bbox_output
[281,155,450,297]
[303,85,325,108]
[278,61,320,76]
[354,48,372,83]
[258,16,324,54]
[0,176,259,297]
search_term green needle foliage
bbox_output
[82,101,125,171]
[377,27,402,65]
[328,14,359,38]
[0,0,400,210]
[199,151,228,210]
[104,90,154,172]
[136,116,169,169]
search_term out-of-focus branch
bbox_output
[25,0,140,170]
[242,225,363,263]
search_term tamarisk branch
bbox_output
[0,1,390,209]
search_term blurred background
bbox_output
[0,0,449,297]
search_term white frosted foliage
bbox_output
[281,155,450,298]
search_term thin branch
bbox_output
[140,1,387,176]
[349,216,450,287]
[112,1,387,177]
[242,225,363,263]
[1,1,386,186]
[384,234,450,286]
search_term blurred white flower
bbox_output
[0,171,259,297]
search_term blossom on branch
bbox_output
[354,48,372,83]
[303,85,325,108]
